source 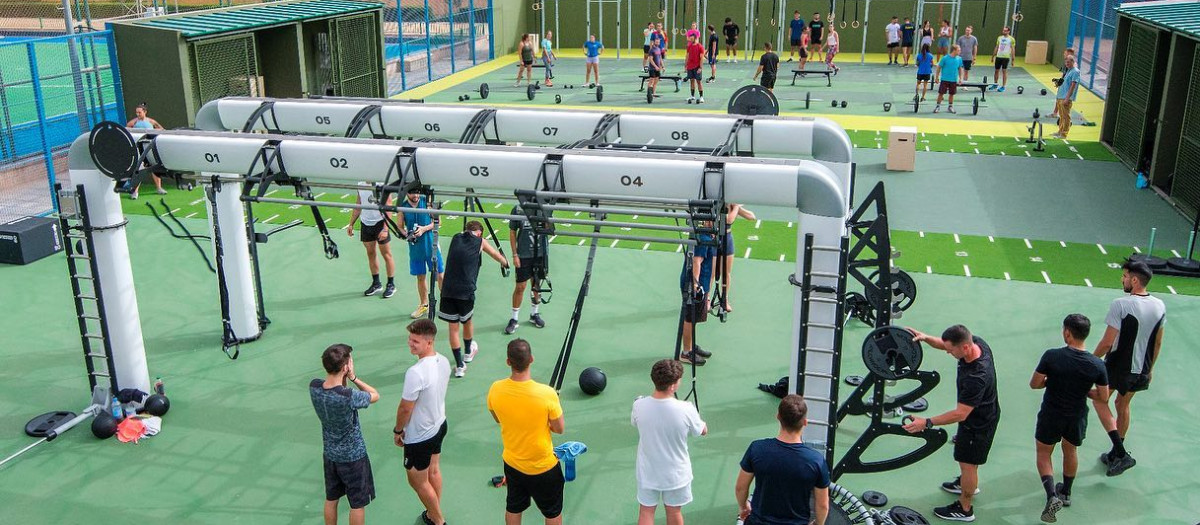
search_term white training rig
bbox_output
[67,100,854,451]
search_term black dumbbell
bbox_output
[555,94,562,104]
[458,95,465,101]
[840,100,848,108]
[1017,86,1025,94]
[589,83,596,89]
[1040,88,1048,95]
[831,99,839,107]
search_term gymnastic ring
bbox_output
[753,18,759,26]
[840,21,847,29]
[852,20,860,28]
[770,18,777,27]
[531,2,541,10]
[657,10,665,19]
[1012,12,1024,22]
[673,28,679,35]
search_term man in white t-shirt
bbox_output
[346,183,396,299]
[395,318,452,525]
[885,16,902,65]
[1091,259,1165,477]
[632,359,707,525]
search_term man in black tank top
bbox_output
[439,221,509,378]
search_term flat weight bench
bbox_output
[956,76,993,101]
[639,74,682,92]
[790,69,834,87]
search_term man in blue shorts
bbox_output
[398,190,444,319]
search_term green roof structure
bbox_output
[129,0,382,38]
[1116,0,1200,41]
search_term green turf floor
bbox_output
[844,128,1116,162]
[429,57,1076,124]
[2,215,1199,524]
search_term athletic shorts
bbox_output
[643,44,651,55]
[1108,367,1151,395]
[810,37,822,45]
[504,461,565,518]
[726,37,737,46]
[716,230,734,256]
[403,420,448,471]
[324,455,376,508]
[917,73,932,81]
[791,38,802,46]
[648,68,661,78]
[760,74,776,89]
[686,68,702,81]
[586,56,599,64]
[516,256,546,283]
[995,57,1010,70]
[902,39,914,48]
[437,296,474,323]
[522,59,534,66]
[707,53,717,65]
[887,41,900,48]
[1035,410,1086,447]
[953,424,997,465]
[682,290,709,324]
[408,245,444,276]
[962,59,973,70]
[800,48,808,59]
[937,37,950,48]
[938,80,957,95]
[637,483,693,507]
[360,221,389,244]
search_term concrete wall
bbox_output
[492,0,532,55]
[1043,0,1072,67]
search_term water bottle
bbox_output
[111,396,124,419]
[154,376,165,395]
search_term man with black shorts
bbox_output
[310,343,380,525]
[506,207,548,335]
[679,230,715,366]
[488,339,567,525]
[901,17,916,65]
[752,42,780,92]
[735,395,830,525]
[991,26,1016,92]
[346,184,396,299]
[885,16,901,64]
[723,18,739,62]
[1092,259,1165,476]
[439,220,509,378]
[1030,314,1108,523]
[904,325,1000,522]
[706,24,719,82]
[808,13,824,59]
[647,38,665,94]
[643,22,654,70]
[395,319,452,525]
[788,11,805,62]
[956,26,979,81]
[684,32,705,103]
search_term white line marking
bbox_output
[1076,154,1084,160]
[779,254,785,262]
[610,239,619,248]
[1063,139,1071,145]
[963,265,972,277]
[675,245,683,253]
[1004,272,1011,280]
[632,215,638,219]
[1060,241,1067,247]
[1168,285,1178,295]
[578,239,586,246]
[574,211,581,217]
[1097,244,1107,255]
[950,148,955,153]
[1042,271,1052,284]
[1025,151,1031,157]
[185,212,198,219]
[988,236,994,242]
[1172,249,1182,258]
[967,134,973,140]
[786,221,793,228]
[324,218,331,224]
[493,203,503,209]
[340,193,351,200]
[170,208,180,214]
[919,231,925,238]
[314,192,326,198]
[1133,246,1142,254]
[1085,278,1093,287]
[265,189,278,197]
[189,199,204,206]
[974,148,980,154]
[925,145,930,152]
[1052,154,1058,159]
[926,266,932,274]
[744,247,751,259]
[954,234,960,244]
[1000,151,1006,156]
[876,143,881,149]
[642,243,650,250]
[263,214,279,223]
[1024,238,1032,249]
[548,235,557,242]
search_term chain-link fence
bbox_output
[1067,0,1152,98]
[0,31,123,222]
[389,0,492,94]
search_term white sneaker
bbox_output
[464,341,479,363]
[454,366,466,378]
[687,96,695,104]
[698,96,705,103]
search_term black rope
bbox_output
[205,183,240,360]
[548,221,601,391]
[144,201,215,272]
[981,0,990,28]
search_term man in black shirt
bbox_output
[735,395,829,525]
[752,42,780,92]
[439,221,509,378]
[904,324,1000,522]
[1030,314,1108,522]
[506,207,548,335]
[722,18,740,62]
[808,13,825,58]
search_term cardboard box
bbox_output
[0,216,63,265]
[1025,40,1048,65]
[886,126,917,171]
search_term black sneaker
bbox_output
[420,510,435,525]
[363,282,382,296]
[679,352,707,366]
[530,313,546,328]
[382,282,396,299]
[1106,452,1136,477]
[1099,451,1110,465]
[691,345,712,358]
[933,501,975,522]
[941,476,980,495]
[504,318,519,335]
[1040,495,1063,523]
[1054,483,1071,507]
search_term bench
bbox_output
[790,69,834,87]
[956,81,992,101]
[639,74,682,92]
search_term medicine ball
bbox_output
[579,367,607,395]
[91,413,118,439]
[144,394,170,417]
[1040,88,1048,96]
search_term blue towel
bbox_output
[554,441,588,482]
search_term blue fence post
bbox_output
[26,42,57,212]
[487,0,494,60]
[469,0,476,64]
[448,0,456,74]
[424,0,433,82]
[106,31,125,121]
[1088,10,1102,91]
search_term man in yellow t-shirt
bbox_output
[990,26,1017,92]
[487,338,567,524]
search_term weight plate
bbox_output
[903,397,929,412]
[596,84,604,102]
[647,86,654,104]
[1128,253,1168,270]
[805,91,811,109]
[526,84,537,100]
[844,374,864,386]
[862,490,888,507]
[972,97,980,115]
[861,326,923,380]
[1167,257,1200,272]
[479,82,490,99]
[866,269,917,312]
[889,506,930,525]
[727,85,779,116]
[844,291,876,327]
[88,121,139,181]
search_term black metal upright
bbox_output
[56,184,119,394]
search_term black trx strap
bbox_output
[548,216,602,391]
[293,181,339,260]
[425,188,441,322]
[144,200,215,272]
[981,0,990,28]
[673,246,701,412]
[464,193,510,277]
